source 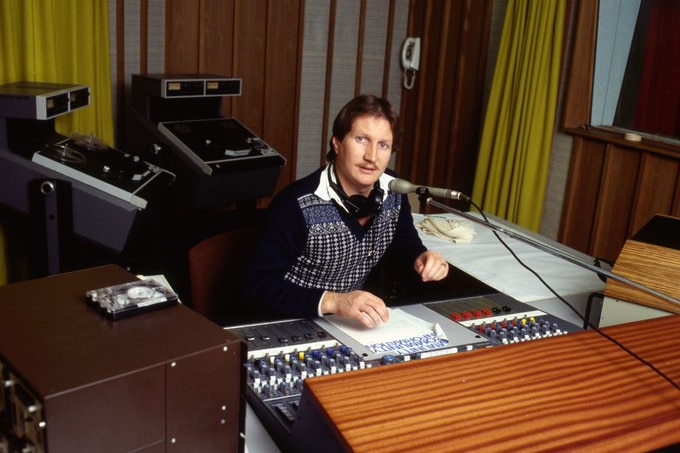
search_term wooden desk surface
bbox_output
[298,315,680,452]
[0,264,238,394]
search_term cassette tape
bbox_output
[86,279,178,320]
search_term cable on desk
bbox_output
[470,200,680,393]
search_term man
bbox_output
[243,94,449,328]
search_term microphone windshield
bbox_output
[388,178,417,194]
[388,178,470,202]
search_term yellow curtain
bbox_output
[472,0,565,231]
[0,0,113,284]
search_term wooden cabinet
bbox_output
[559,128,680,263]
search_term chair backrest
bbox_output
[187,226,263,324]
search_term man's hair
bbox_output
[327,94,399,161]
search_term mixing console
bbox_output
[226,292,581,451]
[427,293,570,344]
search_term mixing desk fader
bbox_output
[226,292,582,451]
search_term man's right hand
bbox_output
[320,290,389,328]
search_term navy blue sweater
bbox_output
[243,167,426,319]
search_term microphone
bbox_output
[389,178,470,202]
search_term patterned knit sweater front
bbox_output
[243,167,426,319]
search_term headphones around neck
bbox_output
[328,165,384,218]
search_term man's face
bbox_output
[332,115,393,196]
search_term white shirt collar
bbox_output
[314,163,394,213]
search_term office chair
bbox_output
[187,226,263,325]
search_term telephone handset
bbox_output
[401,37,421,90]
[401,37,421,71]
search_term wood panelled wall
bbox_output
[163,0,303,194]
[559,0,680,263]
[295,0,409,179]
[398,0,492,208]
[114,0,492,206]
[561,129,680,262]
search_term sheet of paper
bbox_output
[325,308,449,355]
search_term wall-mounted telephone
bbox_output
[401,37,421,90]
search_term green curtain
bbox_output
[0,0,113,284]
[472,0,565,232]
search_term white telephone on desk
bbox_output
[401,37,421,90]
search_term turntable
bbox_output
[0,82,176,274]
[32,134,175,209]
[158,117,283,175]
[128,74,286,208]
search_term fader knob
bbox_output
[343,356,351,371]
[381,355,397,365]
[499,328,508,342]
